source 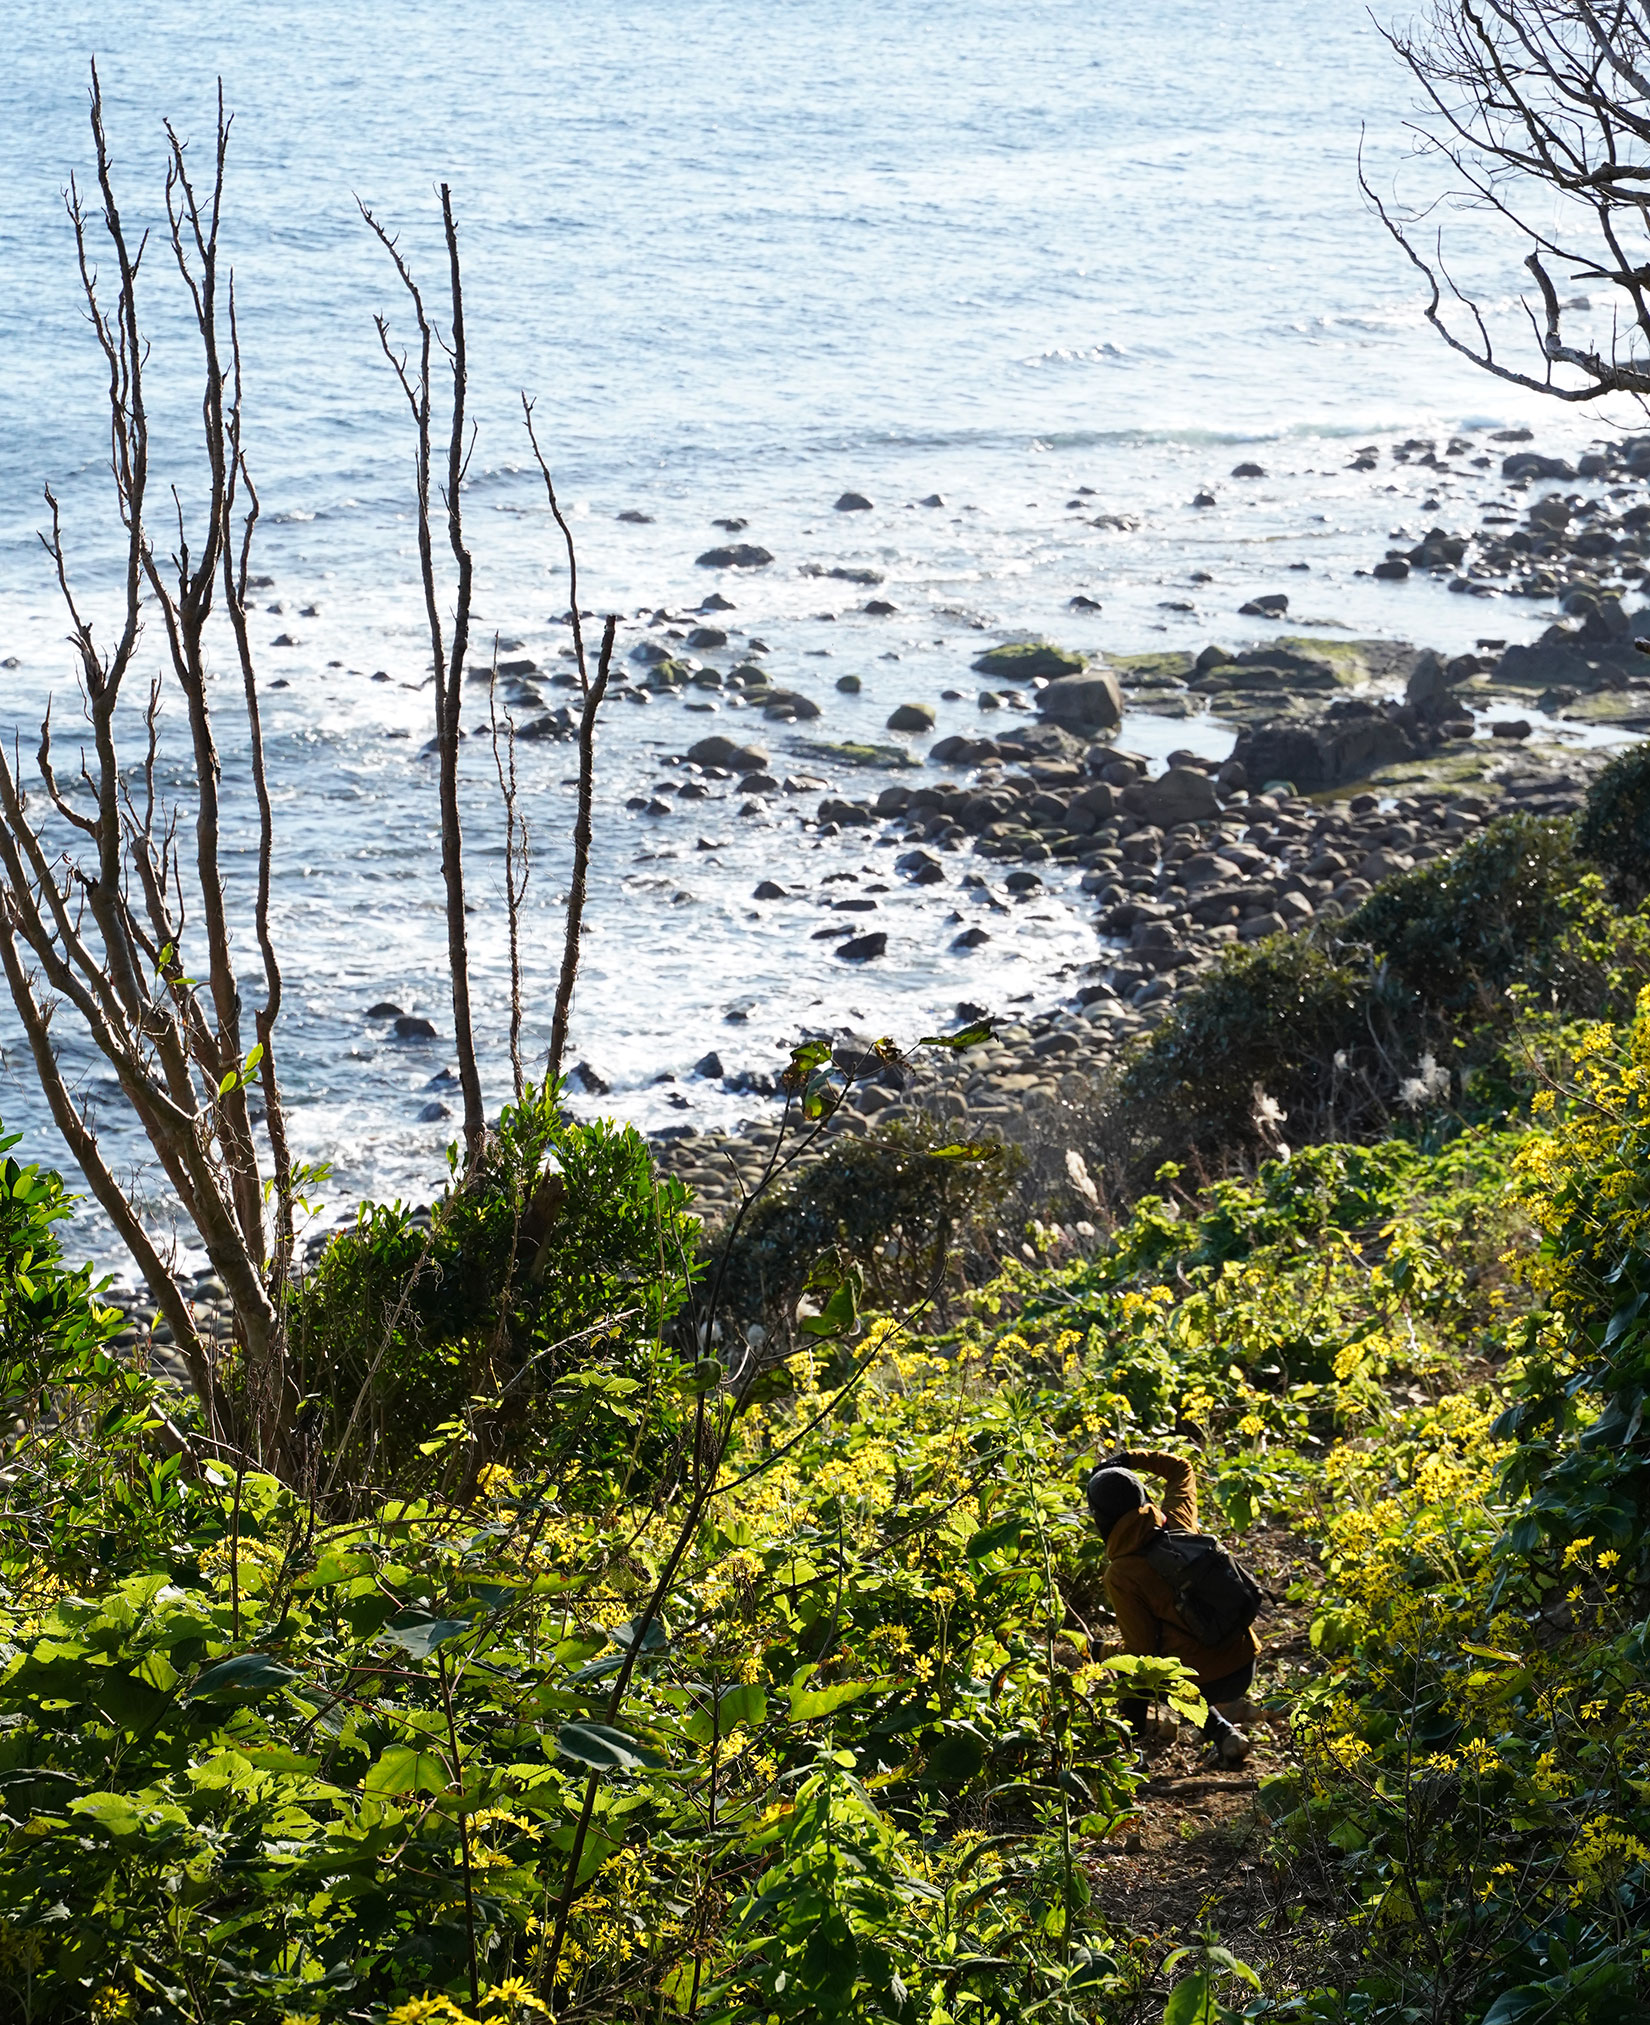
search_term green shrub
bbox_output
[1118,933,1380,1165]
[1115,815,1650,1176]
[288,1083,696,1495]
[0,1131,111,1390]
[1348,810,1599,1009]
[708,1113,1019,1336]
[1577,738,1650,902]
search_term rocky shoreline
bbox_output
[116,424,1650,1371]
[643,740,1602,1230]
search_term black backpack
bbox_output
[1142,1527,1264,1647]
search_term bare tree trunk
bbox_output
[0,69,298,1467]
[362,187,486,1165]
[487,643,530,1103]
[522,399,615,1090]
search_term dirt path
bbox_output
[1083,1518,1333,1993]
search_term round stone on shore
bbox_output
[887,702,936,731]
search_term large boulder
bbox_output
[1234,707,1416,790]
[688,734,770,771]
[1405,649,1465,710]
[1120,766,1220,827]
[695,543,774,569]
[761,689,822,721]
[1502,452,1576,482]
[1497,606,1643,688]
[1035,668,1123,732]
[930,733,1003,765]
[972,640,1086,681]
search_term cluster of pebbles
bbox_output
[1360,429,1650,606]
[647,751,1601,1229]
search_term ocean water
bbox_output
[0,0,1635,1268]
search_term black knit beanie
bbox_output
[1085,1465,1147,1540]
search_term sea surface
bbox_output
[0,0,1639,1272]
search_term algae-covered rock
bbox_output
[799,738,919,770]
[971,641,1086,681]
[646,658,695,687]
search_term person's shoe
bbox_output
[1210,1725,1253,1768]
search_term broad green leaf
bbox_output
[784,1039,832,1089]
[609,1614,670,1652]
[788,1681,871,1722]
[928,1140,1000,1161]
[683,1683,768,1745]
[554,1721,655,1772]
[384,1616,473,1660]
[189,1653,299,1702]
[364,1745,450,1797]
[800,1281,856,1339]
[923,1723,987,1787]
[719,1683,768,1728]
[918,1020,994,1049]
[1163,1971,1218,2025]
[965,1517,1023,1561]
[69,1792,143,1838]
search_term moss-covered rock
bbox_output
[971,640,1085,681]
[799,738,920,769]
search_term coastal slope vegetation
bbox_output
[3,784,1650,2025]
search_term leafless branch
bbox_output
[487,641,530,1103]
[1370,0,1650,403]
[0,69,298,1470]
[546,617,614,1090]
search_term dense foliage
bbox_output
[1118,813,1650,1171]
[1577,739,1650,905]
[5,834,1650,2025]
[287,1087,697,1493]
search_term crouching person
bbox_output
[1085,1448,1262,1767]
